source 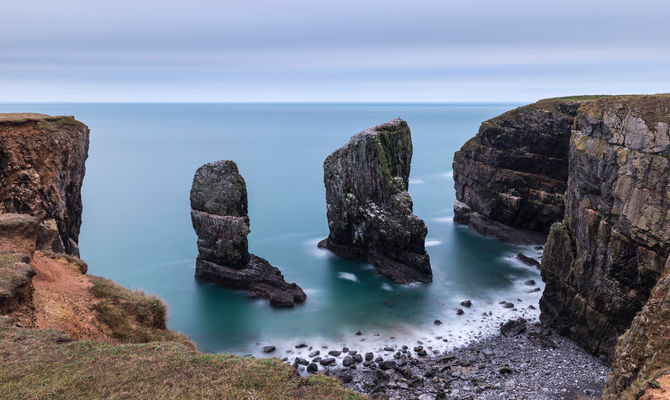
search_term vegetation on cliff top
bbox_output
[0,326,365,400]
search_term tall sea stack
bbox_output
[319,118,432,284]
[190,160,306,307]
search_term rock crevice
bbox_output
[319,119,431,284]
[190,160,306,307]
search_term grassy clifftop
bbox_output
[0,249,364,400]
[0,326,363,400]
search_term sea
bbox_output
[0,103,544,360]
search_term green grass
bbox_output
[0,327,366,400]
[88,275,193,346]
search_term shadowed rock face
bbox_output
[190,160,306,307]
[0,114,89,256]
[540,95,670,362]
[452,98,588,244]
[319,119,431,284]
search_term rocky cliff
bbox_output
[0,113,89,256]
[452,97,595,243]
[602,261,670,400]
[319,118,432,284]
[540,95,670,362]
[190,160,306,307]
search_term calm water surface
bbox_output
[0,103,544,355]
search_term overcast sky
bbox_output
[2,0,669,102]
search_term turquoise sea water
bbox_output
[0,103,544,357]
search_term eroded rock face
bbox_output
[0,114,89,256]
[602,258,670,400]
[319,119,431,284]
[453,98,587,243]
[190,160,306,307]
[540,95,670,362]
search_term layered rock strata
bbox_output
[190,160,306,307]
[540,95,670,362]
[0,113,89,256]
[319,118,432,284]
[452,98,593,243]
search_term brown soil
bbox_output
[641,375,670,400]
[30,251,105,340]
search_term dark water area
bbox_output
[0,103,545,356]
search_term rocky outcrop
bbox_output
[452,97,594,243]
[319,118,431,284]
[540,95,670,362]
[0,114,89,256]
[602,261,670,400]
[0,252,34,317]
[190,160,306,307]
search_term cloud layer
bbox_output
[2,0,669,102]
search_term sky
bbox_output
[1,0,669,102]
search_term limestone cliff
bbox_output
[319,118,432,284]
[0,113,89,256]
[540,95,670,362]
[452,98,594,243]
[190,160,306,307]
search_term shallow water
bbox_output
[0,103,544,357]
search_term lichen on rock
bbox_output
[190,160,306,307]
[319,118,431,284]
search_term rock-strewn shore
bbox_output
[284,321,608,400]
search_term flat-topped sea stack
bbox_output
[319,118,432,284]
[190,160,306,307]
[0,113,89,256]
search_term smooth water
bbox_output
[0,103,544,357]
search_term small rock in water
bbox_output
[524,280,536,286]
[342,356,355,366]
[353,353,363,363]
[328,350,342,356]
[319,358,336,366]
[262,345,276,353]
[434,319,442,325]
[355,330,363,335]
[365,352,374,361]
[308,350,320,357]
[502,302,514,309]
[516,253,541,267]
[307,363,318,373]
[460,299,472,307]
[295,343,307,349]
[294,357,309,366]
[456,308,465,315]
[384,346,395,352]
[528,287,541,293]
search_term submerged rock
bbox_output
[190,160,306,307]
[319,119,432,284]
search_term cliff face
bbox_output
[602,260,670,400]
[319,119,431,284]
[540,95,670,362]
[452,98,591,243]
[191,160,306,307]
[0,114,89,256]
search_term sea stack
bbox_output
[319,118,432,284]
[190,160,306,307]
